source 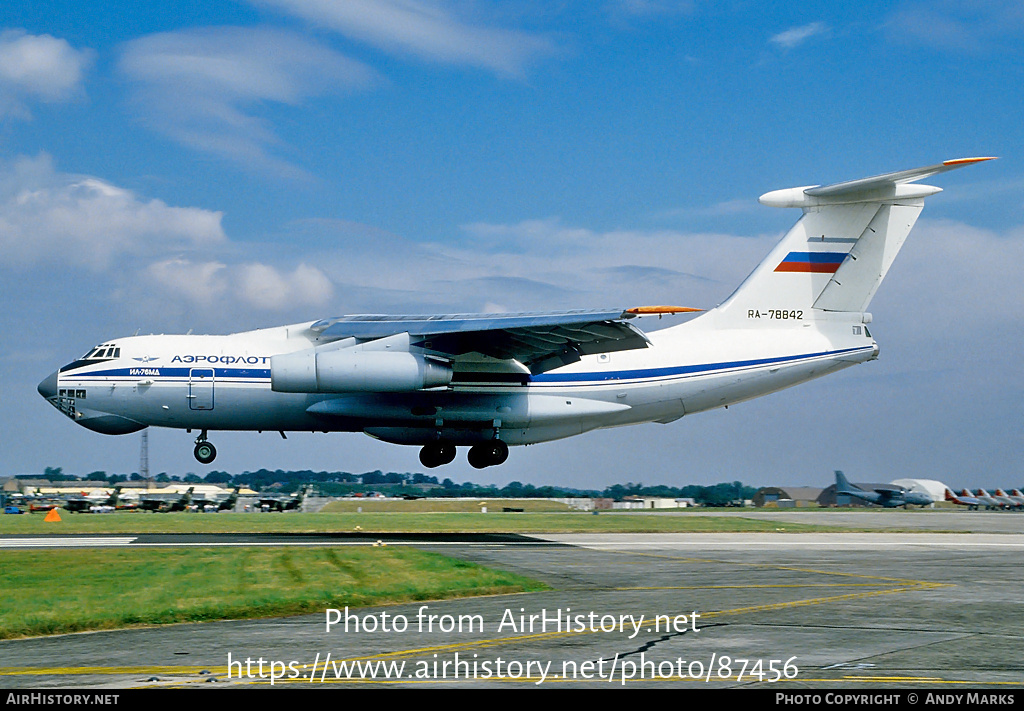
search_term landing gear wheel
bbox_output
[490,440,509,466]
[194,441,217,464]
[436,443,456,466]
[419,443,456,468]
[468,440,509,469]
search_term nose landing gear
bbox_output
[193,430,217,464]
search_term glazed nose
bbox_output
[38,370,58,399]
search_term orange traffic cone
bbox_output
[44,508,61,522]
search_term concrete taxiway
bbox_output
[1,512,1022,688]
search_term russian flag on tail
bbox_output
[774,251,847,273]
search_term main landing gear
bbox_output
[193,430,217,464]
[419,443,456,469]
[417,440,510,469]
[468,440,509,469]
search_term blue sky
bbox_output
[2,1,1021,489]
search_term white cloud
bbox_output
[297,216,770,315]
[146,258,229,304]
[0,154,225,269]
[249,0,553,77]
[885,0,1024,52]
[654,198,760,220]
[0,30,92,118]
[877,218,1024,355]
[0,154,335,316]
[237,262,334,309]
[119,26,377,173]
[606,0,696,19]
[147,259,333,310]
[298,213,1024,377]
[769,21,828,50]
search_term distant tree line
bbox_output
[27,466,757,504]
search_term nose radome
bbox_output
[37,370,58,399]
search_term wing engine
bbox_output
[272,347,453,393]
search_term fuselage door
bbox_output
[188,368,215,410]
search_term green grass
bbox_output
[0,507,913,639]
[0,547,547,640]
[0,510,856,534]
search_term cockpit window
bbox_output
[81,344,119,360]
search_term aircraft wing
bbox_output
[310,308,690,374]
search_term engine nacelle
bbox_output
[271,349,452,393]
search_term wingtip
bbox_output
[943,156,998,166]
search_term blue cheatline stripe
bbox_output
[529,347,872,384]
[66,367,272,379]
[64,348,872,386]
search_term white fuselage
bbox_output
[43,309,877,447]
[38,157,992,466]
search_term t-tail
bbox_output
[711,158,995,326]
[835,470,857,494]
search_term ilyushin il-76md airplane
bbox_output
[38,158,993,469]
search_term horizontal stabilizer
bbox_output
[760,157,995,208]
[716,158,995,319]
[805,157,996,197]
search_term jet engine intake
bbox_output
[271,349,452,393]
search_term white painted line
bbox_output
[537,533,1024,549]
[122,542,552,548]
[0,539,549,549]
[0,537,138,548]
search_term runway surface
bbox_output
[2,511,1022,689]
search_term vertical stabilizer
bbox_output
[835,470,855,493]
[712,158,995,324]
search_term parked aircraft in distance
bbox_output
[139,487,194,513]
[63,486,129,513]
[980,489,1017,509]
[258,486,309,513]
[834,470,933,508]
[1005,490,1024,508]
[38,158,994,468]
[994,489,1024,509]
[192,485,241,512]
[945,488,982,510]
[217,485,241,512]
[969,489,1003,510]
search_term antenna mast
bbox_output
[139,429,149,479]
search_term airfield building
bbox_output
[890,479,945,503]
[752,487,823,508]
